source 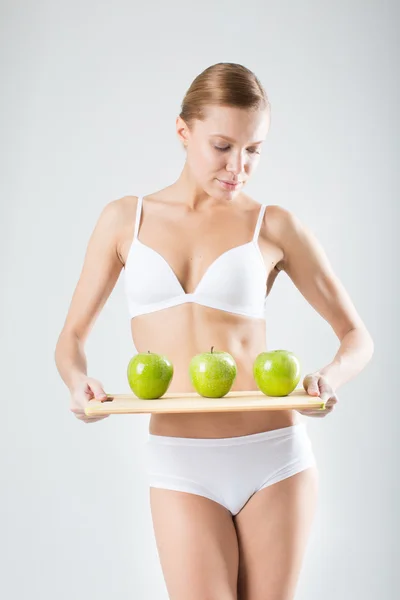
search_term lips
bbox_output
[217,179,243,191]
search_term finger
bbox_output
[307,379,320,396]
[300,411,326,418]
[318,390,336,407]
[75,413,108,422]
[316,402,335,412]
[298,404,335,417]
[89,383,107,401]
[322,395,338,410]
[88,414,108,420]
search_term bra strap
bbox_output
[133,196,143,240]
[253,204,267,242]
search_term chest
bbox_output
[121,206,282,295]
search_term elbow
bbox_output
[54,328,82,359]
[54,330,65,358]
[54,333,64,366]
[348,326,374,361]
[364,328,374,351]
[361,329,374,360]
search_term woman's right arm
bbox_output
[54,197,129,422]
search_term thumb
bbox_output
[307,377,320,396]
[88,380,107,401]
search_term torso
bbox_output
[117,186,301,438]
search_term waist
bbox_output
[149,409,300,439]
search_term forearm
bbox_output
[54,331,88,391]
[318,327,374,390]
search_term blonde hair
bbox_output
[179,62,271,131]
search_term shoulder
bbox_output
[96,195,129,224]
[113,196,139,216]
[261,204,331,276]
[98,195,140,230]
[262,203,307,236]
[258,204,303,270]
[94,196,139,255]
[259,203,292,241]
[260,202,293,231]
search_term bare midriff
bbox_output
[130,303,300,438]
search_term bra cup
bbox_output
[124,243,184,305]
[195,244,266,307]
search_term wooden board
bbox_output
[84,387,325,416]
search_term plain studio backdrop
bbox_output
[1,1,398,599]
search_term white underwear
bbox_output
[144,422,317,516]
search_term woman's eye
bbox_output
[214,146,260,154]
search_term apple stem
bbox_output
[211,346,214,353]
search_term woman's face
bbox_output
[177,105,270,197]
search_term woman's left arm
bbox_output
[274,207,374,416]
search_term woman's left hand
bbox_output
[297,371,339,418]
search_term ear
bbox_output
[176,115,189,148]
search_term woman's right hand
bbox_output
[70,376,110,424]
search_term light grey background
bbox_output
[1,1,398,598]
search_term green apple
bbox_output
[127,351,173,399]
[189,346,237,398]
[253,349,301,396]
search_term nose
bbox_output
[226,151,246,176]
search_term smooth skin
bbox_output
[55,104,373,599]
[149,466,318,600]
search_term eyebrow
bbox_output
[210,134,264,144]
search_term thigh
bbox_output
[233,466,319,600]
[149,487,240,600]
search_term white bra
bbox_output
[124,196,268,319]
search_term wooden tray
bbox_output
[84,387,325,416]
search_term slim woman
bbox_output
[55,63,374,600]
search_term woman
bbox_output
[55,63,374,600]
